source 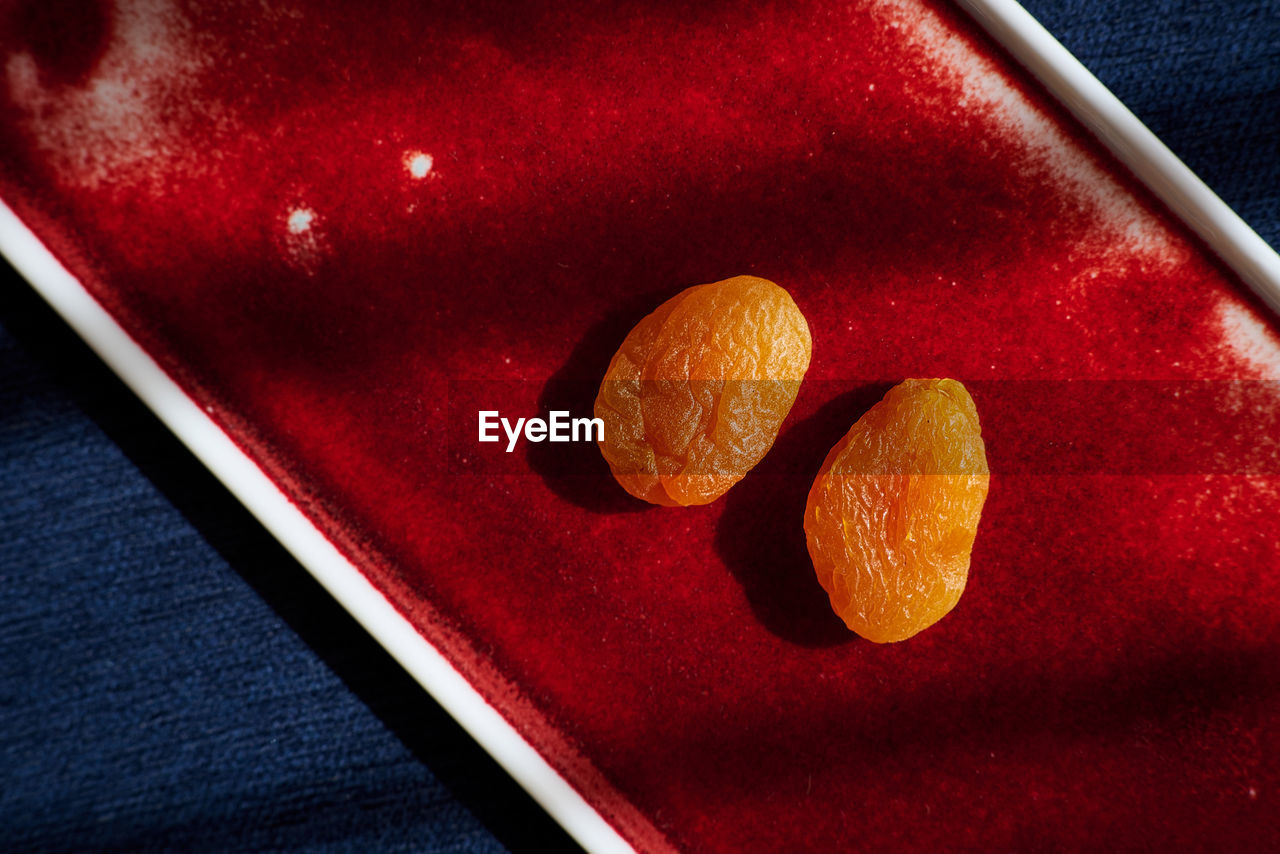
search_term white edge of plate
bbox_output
[0,200,638,854]
[2,3,1280,853]
[959,0,1280,315]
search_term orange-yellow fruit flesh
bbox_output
[804,379,989,642]
[595,275,812,506]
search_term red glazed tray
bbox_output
[2,0,1279,851]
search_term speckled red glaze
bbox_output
[2,1,1279,851]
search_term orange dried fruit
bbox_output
[595,275,812,506]
[804,379,989,642]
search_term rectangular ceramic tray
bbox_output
[2,1,1278,851]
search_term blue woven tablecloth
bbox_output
[2,2,1277,851]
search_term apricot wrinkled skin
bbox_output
[595,275,812,506]
[804,379,989,643]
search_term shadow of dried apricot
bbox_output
[714,381,894,648]
[526,292,670,514]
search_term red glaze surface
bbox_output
[2,0,1278,850]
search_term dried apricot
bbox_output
[595,275,812,506]
[804,379,989,642]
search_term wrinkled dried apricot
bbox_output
[804,379,989,642]
[595,275,812,506]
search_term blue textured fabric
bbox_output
[1021,0,1280,251]
[1,3,1277,852]
[0,288,541,852]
